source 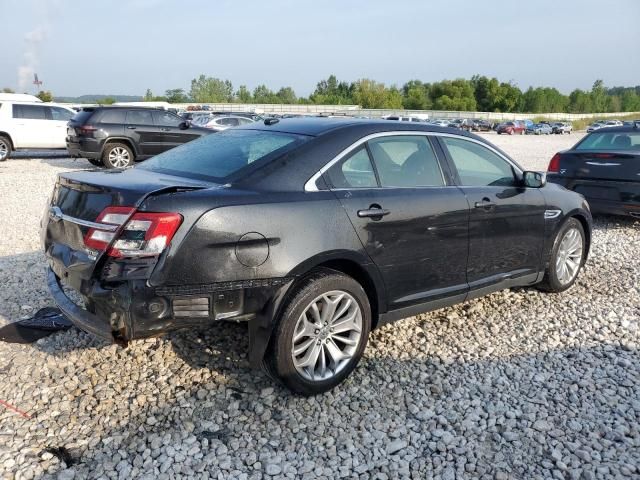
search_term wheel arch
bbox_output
[0,132,15,150]
[101,137,138,157]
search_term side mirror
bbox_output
[523,171,546,188]
[179,121,190,130]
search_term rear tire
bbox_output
[538,218,586,293]
[102,143,134,169]
[263,269,371,395]
[0,135,11,162]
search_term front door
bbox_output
[151,110,199,153]
[48,106,75,148]
[11,104,51,148]
[125,109,159,156]
[324,134,470,310]
[438,135,545,291]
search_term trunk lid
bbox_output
[559,150,640,182]
[42,168,211,292]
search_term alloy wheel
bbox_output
[555,227,583,285]
[0,140,8,161]
[107,147,131,168]
[291,290,362,382]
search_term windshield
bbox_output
[575,131,640,151]
[138,129,310,182]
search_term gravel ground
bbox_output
[0,135,639,480]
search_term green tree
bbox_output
[143,89,154,101]
[590,80,607,113]
[2,87,15,93]
[620,90,640,112]
[235,85,252,103]
[252,84,276,103]
[36,90,53,102]
[352,79,403,109]
[276,87,297,104]
[189,75,233,103]
[97,97,116,105]
[164,88,189,103]
[430,79,476,111]
[310,75,354,104]
[402,80,431,109]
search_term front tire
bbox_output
[538,218,586,293]
[264,269,371,395]
[102,143,134,169]
[0,135,11,162]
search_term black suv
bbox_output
[66,106,211,168]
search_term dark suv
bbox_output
[66,107,211,168]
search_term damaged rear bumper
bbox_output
[47,267,114,342]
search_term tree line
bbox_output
[141,75,640,113]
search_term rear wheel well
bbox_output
[102,138,136,158]
[313,259,380,329]
[0,132,14,150]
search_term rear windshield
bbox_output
[70,110,95,124]
[138,129,309,182]
[575,131,640,151]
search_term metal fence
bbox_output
[172,103,638,121]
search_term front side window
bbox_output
[152,111,183,127]
[138,129,308,182]
[442,137,516,187]
[367,135,445,187]
[326,146,377,189]
[126,110,153,125]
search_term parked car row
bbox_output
[586,119,625,132]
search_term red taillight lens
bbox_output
[84,206,135,251]
[108,212,182,258]
[78,125,97,135]
[547,153,561,173]
[84,207,182,258]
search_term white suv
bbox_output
[0,98,76,161]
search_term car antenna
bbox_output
[264,118,279,126]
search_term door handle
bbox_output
[126,126,137,130]
[357,207,390,219]
[161,127,171,131]
[474,198,496,209]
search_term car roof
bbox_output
[237,117,484,137]
[585,125,639,134]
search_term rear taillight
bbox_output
[84,207,182,258]
[78,125,97,136]
[547,153,561,173]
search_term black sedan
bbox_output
[42,119,592,394]
[547,125,640,218]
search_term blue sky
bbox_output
[1,0,639,97]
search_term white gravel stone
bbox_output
[0,139,638,479]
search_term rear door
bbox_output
[438,135,545,291]
[11,104,51,148]
[125,109,158,156]
[48,106,75,148]
[151,110,199,152]
[324,133,470,310]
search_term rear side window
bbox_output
[326,146,377,189]
[50,107,74,121]
[98,109,126,124]
[575,132,640,151]
[126,110,153,125]
[368,136,445,187]
[13,104,47,120]
[138,129,308,182]
[442,137,516,187]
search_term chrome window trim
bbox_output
[304,131,523,192]
[49,206,119,232]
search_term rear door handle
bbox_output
[161,127,171,131]
[126,126,137,130]
[357,208,390,218]
[474,198,496,209]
